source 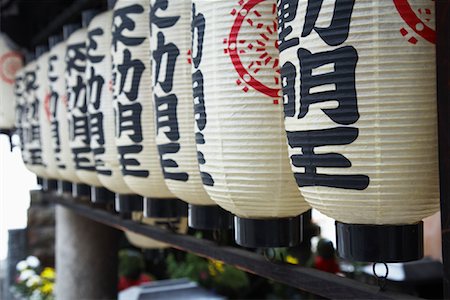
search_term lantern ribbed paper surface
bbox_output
[48,41,82,183]
[191,0,310,219]
[150,0,211,205]
[36,52,59,180]
[86,10,133,194]
[112,0,173,198]
[24,60,48,178]
[66,29,102,187]
[15,68,29,166]
[278,0,439,226]
[125,216,188,249]
[0,34,22,130]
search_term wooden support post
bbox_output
[435,1,450,298]
[55,206,119,299]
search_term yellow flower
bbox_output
[208,264,217,277]
[40,267,56,280]
[209,259,225,274]
[285,255,299,265]
[40,282,54,294]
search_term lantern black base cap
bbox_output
[234,215,302,248]
[336,221,424,263]
[114,194,143,217]
[91,187,115,204]
[144,198,187,218]
[72,183,91,200]
[43,179,58,192]
[188,204,234,230]
[57,180,72,194]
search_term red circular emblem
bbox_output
[394,0,436,44]
[224,0,280,104]
[0,51,22,84]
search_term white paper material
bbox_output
[278,0,439,224]
[15,68,30,167]
[48,41,82,183]
[0,34,22,130]
[112,0,173,198]
[86,10,133,194]
[36,52,59,179]
[66,29,102,186]
[191,0,310,219]
[151,0,213,205]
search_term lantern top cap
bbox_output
[82,9,100,28]
[35,45,48,58]
[107,0,117,10]
[48,34,63,48]
[63,23,81,40]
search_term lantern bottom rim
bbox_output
[91,187,115,205]
[72,183,91,201]
[234,215,302,248]
[58,180,73,195]
[144,198,187,219]
[188,204,234,230]
[114,194,143,219]
[336,221,424,263]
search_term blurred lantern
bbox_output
[23,54,48,179]
[65,11,103,200]
[150,0,232,230]
[191,0,310,248]
[15,67,29,165]
[125,215,188,249]
[86,5,128,205]
[35,45,59,191]
[48,31,83,195]
[0,33,23,138]
[277,0,439,262]
[112,0,182,218]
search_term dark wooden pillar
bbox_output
[435,1,450,298]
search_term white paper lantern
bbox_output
[125,216,188,249]
[112,0,173,199]
[150,0,214,206]
[86,10,134,196]
[36,51,60,180]
[192,0,310,247]
[0,34,23,130]
[48,38,83,184]
[23,59,48,178]
[14,67,29,166]
[66,27,102,187]
[278,0,439,262]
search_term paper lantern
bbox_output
[48,34,83,193]
[86,9,133,203]
[150,0,233,229]
[125,216,188,249]
[112,0,179,216]
[0,34,22,131]
[191,0,310,248]
[65,17,103,190]
[277,0,439,262]
[14,67,29,166]
[35,47,60,186]
[22,57,48,179]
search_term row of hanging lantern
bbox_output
[10,0,439,262]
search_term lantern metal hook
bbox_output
[372,262,389,291]
[263,248,277,262]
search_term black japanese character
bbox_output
[66,42,86,76]
[117,49,145,101]
[153,32,179,93]
[150,0,180,29]
[158,143,188,181]
[281,61,296,117]
[191,3,205,68]
[87,66,105,110]
[72,147,96,171]
[112,4,146,51]
[115,101,143,143]
[118,145,149,177]
[302,0,354,46]
[277,0,299,51]
[155,94,178,142]
[287,127,369,190]
[298,46,359,125]
[70,115,90,145]
[87,28,105,63]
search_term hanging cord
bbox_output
[372,262,389,291]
